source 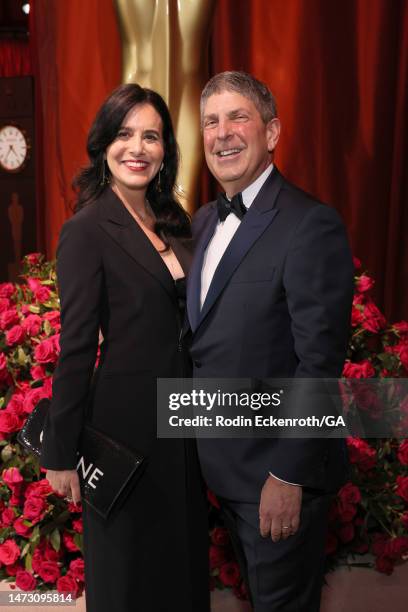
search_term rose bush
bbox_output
[0,253,407,600]
[0,254,84,597]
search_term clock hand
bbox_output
[4,145,13,161]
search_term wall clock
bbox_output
[0,124,29,172]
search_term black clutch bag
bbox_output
[17,398,145,519]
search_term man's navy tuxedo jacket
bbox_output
[186,167,354,502]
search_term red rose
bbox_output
[219,561,241,587]
[67,500,82,513]
[0,539,20,565]
[42,376,53,398]
[395,342,408,371]
[385,536,408,560]
[0,283,15,299]
[69,557,85,581]
[211,527,230,546]
[0,410,20,435]
[25,478,53,497]
[5,561,20,576]
[343,360,375,378]
[72,518,83,533]
[6,324,25,346]
[38,560,61,583]
[338,522,355,543]
[25,253,42,266]
[337,502,357,523]
[34,337,58,364]
[356,274,374,293]
[43,310,61,330]
[351,306,364,327]
[339,483,361,506]
[31,548,43,574]
[6,393,25,417]
[0,352,8,379]
[1,507,16,527]
[3,467,24,488]
[21,314,42,336]
[375,555,394,575]
[23,495,47,523]
[362,301,386,333]
[43,542,62,562]
[353,257,362,270]
[27,278,41,292]
[35,286,51,303]
[398,440,408,466]
[0,308,20,331]
[0,298,10,313]
[9,491,24,507]
[209,544,228,569]
[15,569,37,591]
[14,517,33,538]
[346,438,377,472]
[57,574,78,597]
[30,365,47,380]
[396,476,408,503]
[63,532,80,552]
[23,386,48,414]
[394,321,408,337]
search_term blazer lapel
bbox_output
[186,204,218,332]
[98,188,176,301]
[198,167,284,328]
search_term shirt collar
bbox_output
[241,164,274,208]
[225,164,273,208]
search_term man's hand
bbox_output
[259,475,302,542]
[46,469,81,505]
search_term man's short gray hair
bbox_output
[200,71,277,125]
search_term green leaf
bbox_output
[17,347,29,366]
[73,533,83,552]
[25,551,33,571]
[31,524,40,546]
[21,542,30,558]
[50,528,61,552]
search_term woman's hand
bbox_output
[46,469,81,504]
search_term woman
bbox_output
[40,84,209,611]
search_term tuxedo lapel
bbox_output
[186,204,218,332]
[98,188,176,301]
[197,167,284,329]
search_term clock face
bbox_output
[0,125,29,172]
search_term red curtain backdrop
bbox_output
[29,0,121,256]
[0,40,31,76]
[208,0,408,322]
[29,0,407,322]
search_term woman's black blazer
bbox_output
[40,188,191,470]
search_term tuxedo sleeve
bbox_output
[273,204,353,488]
[40,217,102,470]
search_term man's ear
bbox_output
[266,118,281,153]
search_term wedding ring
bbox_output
[282,526,290,530]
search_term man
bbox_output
[186,72,354,611]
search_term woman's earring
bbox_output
[101,159,110,186]
[157,162,164,192]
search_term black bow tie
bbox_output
[217,192,247,222]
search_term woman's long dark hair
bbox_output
[73,84,190,239]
